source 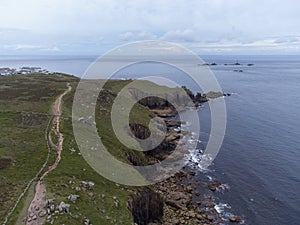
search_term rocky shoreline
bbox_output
[152,166,243,225]
[128,89,242,225]
[153,171,218,225]
[151,116,241,225]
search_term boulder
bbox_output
[58,201,70,213]
[68,194,80,202]
[229,215,242,223]
[88,181,95,190]
[75,187,81,191]
[49,204,55,213]
[208,181,221,191]
[39,210,47,217]
[165,191,191,209]
[84,218,90,225]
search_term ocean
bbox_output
[1,55,299,224]
[203,55,300,224]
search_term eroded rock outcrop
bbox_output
[127,188,164,225]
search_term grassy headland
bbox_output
[0,73,210,225]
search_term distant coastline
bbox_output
[0,67,51,76]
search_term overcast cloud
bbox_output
[0,0,299,54]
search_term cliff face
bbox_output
[130,86,208,111]
[127,188,164,225]
[129,120,182,162]
[126,102,185,224]
[129,123,151,140]
[96,81,224,225]
[138,96,172,110]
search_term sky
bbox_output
[0,0,300,55]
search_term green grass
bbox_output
[0,74,78,224]
[0,73,78,113]
[12,182,36,225]
[0,111,49,221]
[0,74,186,225]
[0,75,143,225]
[43,118,135,224]
[42,79,149,224]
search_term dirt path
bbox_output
[25,83,72,225]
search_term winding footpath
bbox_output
[25,83,71,225]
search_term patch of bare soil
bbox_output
[26,84,71,225]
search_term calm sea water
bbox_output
[0,55,95,76]
[1,55,299,224]
[198,56,300,225]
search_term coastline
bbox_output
[128,92,242,225]
[155,112,242,225]
[0,71,240,224]
[1,55,299,224]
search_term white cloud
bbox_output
[1,44,61,52]
[16,45,42,50]
[41,46,61,52]
[274,36,300,44]
[119,32,135,41]
[119,31,157,41]
[137,31,157,40]
[161,29,196,42]
[2,44,42,50]
[0,0,300,54]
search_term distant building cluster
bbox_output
[0,67,50,76]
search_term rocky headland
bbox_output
[127,87,241,225]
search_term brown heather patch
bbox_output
[0,158,13,169]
